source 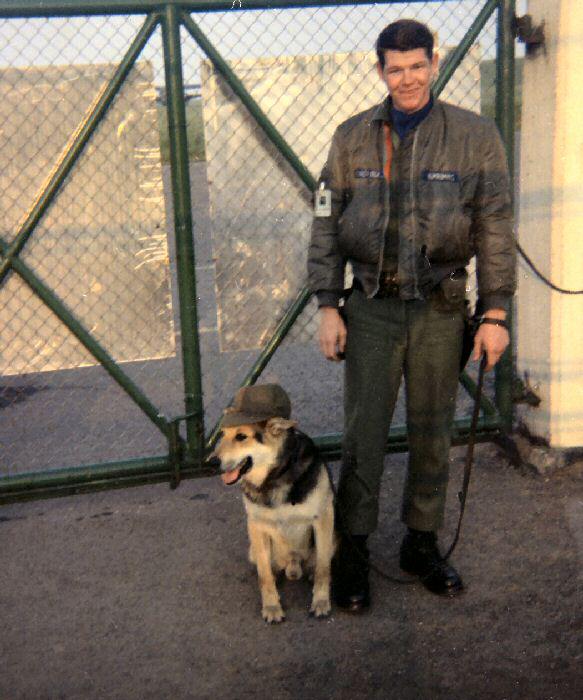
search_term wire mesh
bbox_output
[0,1,500,482]
[181,1,498,434]
[0,16,183,475]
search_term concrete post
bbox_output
[517,0,583,448]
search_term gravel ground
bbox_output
[1,444,582,700]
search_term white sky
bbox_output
[0,1,525,86]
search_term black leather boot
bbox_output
[332,534,370,612]
[400,529,464,596]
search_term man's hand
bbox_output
[472,309,509,371]
[318,306,347,361]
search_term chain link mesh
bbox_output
[0,2,498,479]
[182,2,497,434]
[1,17,181,474]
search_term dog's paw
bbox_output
[262,604,286,624]
[309,597,331,618]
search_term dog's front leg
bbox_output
[310,500,335,618]
[248,521,285,623]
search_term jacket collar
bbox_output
[371,92,437,126]
[371,95,444,161]
[371,95,393,123]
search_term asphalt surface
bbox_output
[1,443,582,699]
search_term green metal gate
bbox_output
[0,0,516,503]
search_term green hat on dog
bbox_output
[221,384,292,427]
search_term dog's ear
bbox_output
[265,417,297,437]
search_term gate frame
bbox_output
[0,0,516,503]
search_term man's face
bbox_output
[377,48,438,114]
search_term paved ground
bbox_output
[1,443,582,700]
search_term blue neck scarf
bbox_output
[390,94,434,140]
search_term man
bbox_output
[307,19,515,611]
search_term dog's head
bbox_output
[208,417,297,488]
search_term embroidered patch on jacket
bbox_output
[421,170,460,183]
[354,168,384,179]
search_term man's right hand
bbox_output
[318,306,347,361]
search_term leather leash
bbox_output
[441,353,487,561]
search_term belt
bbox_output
[353,273,400,299]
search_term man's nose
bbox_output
[402,69,415,84]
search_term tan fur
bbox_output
[211,419,336,623]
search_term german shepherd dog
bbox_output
[209,418,336,623]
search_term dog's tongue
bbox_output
[221,467,241,485]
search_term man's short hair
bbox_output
[376,19,434,67]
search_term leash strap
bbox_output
[441,353,487,561]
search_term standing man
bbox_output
[308,19,515,611]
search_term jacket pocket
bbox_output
[418,176,461,214]
[338,188,384,264]
[417,178,471,260]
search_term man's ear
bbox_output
[265,417,297,437]
[376,60,384,81]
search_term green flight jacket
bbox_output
[307,97,516,312]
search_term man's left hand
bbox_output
[472,310,509,371]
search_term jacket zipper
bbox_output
[373,124,391,297]
[408,128,420,297]
[374,126,420,298]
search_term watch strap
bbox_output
[479,317,509,330]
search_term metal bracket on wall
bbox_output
[514,14,545,55]
[512,373,542,408]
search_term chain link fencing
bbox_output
[0,1,504,489]
[181,0,499,437]
[1,13,183,476]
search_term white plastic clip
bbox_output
[314,181,332,217]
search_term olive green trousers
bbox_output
[337,288,464,534]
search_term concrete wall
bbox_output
[517,0,583,448]
[0,61,174,375]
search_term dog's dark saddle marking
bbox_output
[242,429,329,508]
[285,432,324,506]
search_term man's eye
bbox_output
[235,433,247,442]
